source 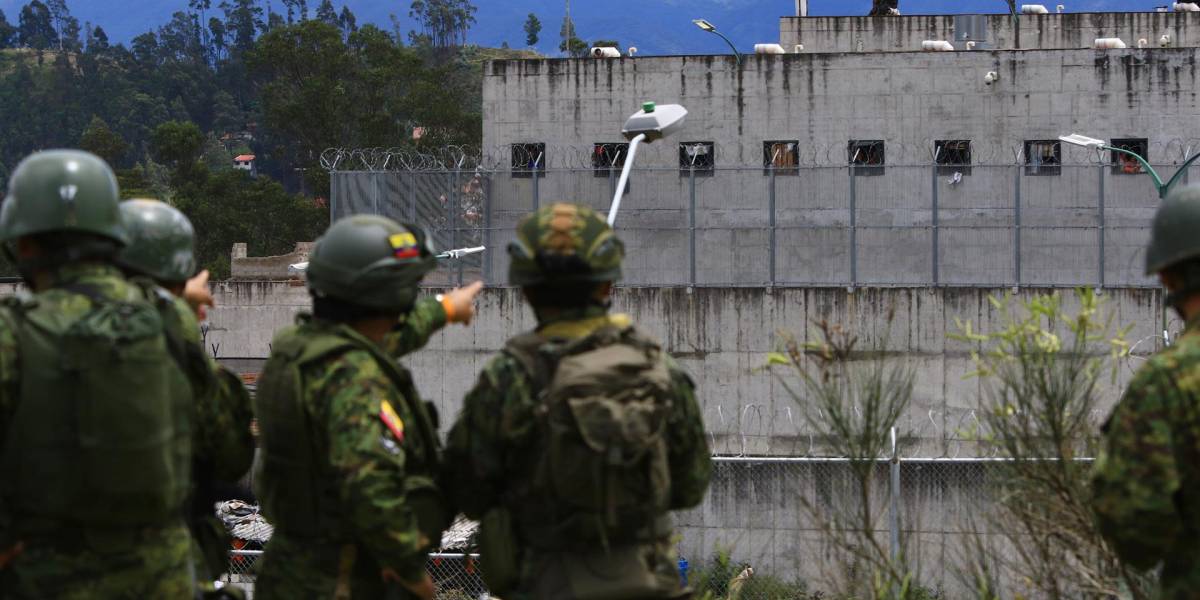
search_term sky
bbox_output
[0,0,1180,56]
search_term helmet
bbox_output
[306,215,437,312]
[118,199,197,284]
[508,203,624,287]
[1146,186,1200,275]
[0,150,126,245]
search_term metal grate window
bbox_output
[679,141,715,176]
[763,140,800,175]
[510,143,546,178]
[1024,140,1061,176]
[1110,138,1148,175]
[592,142,629,178]
[848,140,885,176]
[934,140,972,176]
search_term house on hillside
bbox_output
[233,154,256,175]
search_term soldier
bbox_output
[1093,185,1200,599]
[118,198,256,593]
[253,215,480,600]
[0,151,197,598]
[442,202,712,599]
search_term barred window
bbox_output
[848,140,885,176]
[1024,140,1061,176]
[763,141,799,175]
[511,143,546,178]
[679,141,715,176]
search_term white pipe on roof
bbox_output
[1094,37,1128,49]
[921,40,955,52]
[754,43,786,54]
[1021,4,1050,13]
[1175,2,1200,11]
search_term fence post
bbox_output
[689,167,697,286]
[532,167,540,212]
[484,173,493,284]
[889,426,901,571]
[931,164,940,285]
[849,167,858,287]
[1014,165,1022,286]
[1098,165,1106,288]
[769,165,777,286]
[451,168,463,286]
[408,172,417,223]
[372,172,380,215]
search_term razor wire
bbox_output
[321,137,1200,172]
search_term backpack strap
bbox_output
[502,332,556,394]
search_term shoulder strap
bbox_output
[503,332,556,394]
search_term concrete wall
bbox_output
[478,49,1196,286]
[781,12,1200,53]
[190,282,1165,457]
[230,242,312,280]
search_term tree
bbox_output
[45,0,70,49]
[222,0,265,54]
[338,6,357,37]
[79,116,130,166]
[591,39,619,49]
[523,13,540,47]
[409,0,476,49]
[558,16,585,57]
[151,120,207,185]
[208,17,227,59]
[0,10,17,49]
[315,0,338,25]
[211,90,243,133]
[85,24,109,52]
[868,0,898,15]
[18,1,55,50]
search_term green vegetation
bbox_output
[0,0,500,278]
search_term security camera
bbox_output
[984,71,999,85]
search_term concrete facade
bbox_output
[780,12,1200,54]
[142,281,1165,458]
[478,47,1198,286]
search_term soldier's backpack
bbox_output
[0,281,191,535]
[505,323,675,549]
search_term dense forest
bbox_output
[0,0,497,278]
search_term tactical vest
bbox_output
[254,321,442,541]
[503,324,675,551]
[0,281,192,534]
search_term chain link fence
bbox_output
[216,453,1067,599]
[328,157,1181,289]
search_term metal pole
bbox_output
[408,173,417,223]
[484,173,493,284]
[1014,166,1022,286]
[689,167,697,286]
[769,164,777,286]
[889,426,901,569]
[532,164,540,212]
[451,169,463,286]
[1098,165,1106,288]
[931,164,939,285]
[372,172,380,215]
[850,167,858,287]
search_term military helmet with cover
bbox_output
[118,199,198,284]
[0,149,126,246]
[508,203,624,287]
[305,215,437,312]
[1146,185,1200,275]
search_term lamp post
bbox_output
[693,19,742,67]
[1059,133,1200,199]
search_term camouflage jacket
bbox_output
[253,298,447,599]
[442,308,711,595]
[0,263,210,596]
[1093,316,1200,599]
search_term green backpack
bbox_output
[0,282,191,534]
[505,324,675,549]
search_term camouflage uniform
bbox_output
[1093,186,1200,599]
[119,198,256,582]
[253,216,450,600]
[0,264,195,599]
[442,203,711,599]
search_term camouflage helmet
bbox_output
[508,203,624,287]
[306,215,438,312]
[1146,186,1200,275]
[118,199,198,284]
[0,150,126,246]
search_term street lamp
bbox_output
[1059,133,1200,199]
[693,19,742,67]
